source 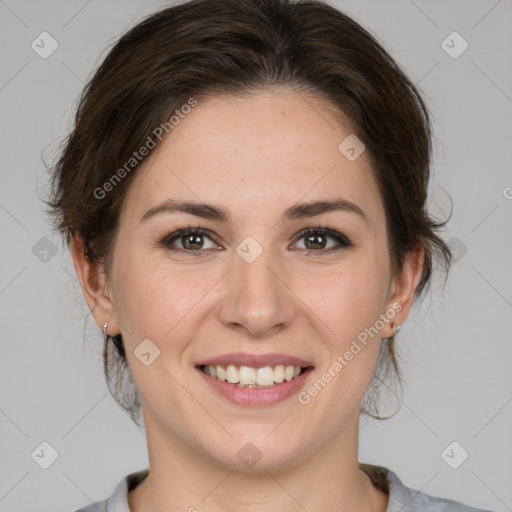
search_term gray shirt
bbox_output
[74,464,494,512]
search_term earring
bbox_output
[103,321,109,345]
[393,321,401,335]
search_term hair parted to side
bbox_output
[44,0,453,426]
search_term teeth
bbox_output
[216,365,227,381]
[239,366,256,385]
[226,364,239,384]
[201,364,305,387]
[274,365,285,383]
[256,366,274,386]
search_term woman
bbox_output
[45,0,493,510]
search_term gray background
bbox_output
[1,0,511,511]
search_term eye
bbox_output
[291,226,352,254]
[160,227,219,253]
[159,225,353,255]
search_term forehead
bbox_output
[120,89,384,229]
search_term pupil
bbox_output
[306,234,325,250]
[184,234,203,249]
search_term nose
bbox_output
[217,245,296,338]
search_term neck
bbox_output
[128,412,388,512]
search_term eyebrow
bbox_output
[140,198,369,226]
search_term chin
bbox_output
[202,429,305,473]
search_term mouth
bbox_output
[194,353,314,406]
[198,363,309,388]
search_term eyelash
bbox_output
[159,224,353,256]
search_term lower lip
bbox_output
[196,367,314,406]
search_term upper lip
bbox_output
[196,352,314,368]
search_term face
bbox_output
[82,88,417,471]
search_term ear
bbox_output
[382,243,424,338]
[70,233,121,336]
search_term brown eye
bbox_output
[292,227,352,253]
[304,232,328,250]
[181,233,205,250]
[161,228,218,252]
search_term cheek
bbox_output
[112,253,217,350]
[311,276,386,395]
[315,265,388,338]
[111,258,205,411]
[307,264,389,399]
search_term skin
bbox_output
[71,87,423,512]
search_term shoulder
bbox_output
[360,463,495,512]
[73,469,149,512]
[74,499,108,512]
[75,465,494,512]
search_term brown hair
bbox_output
[44,0,452,426]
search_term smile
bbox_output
[200,364,306,388]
